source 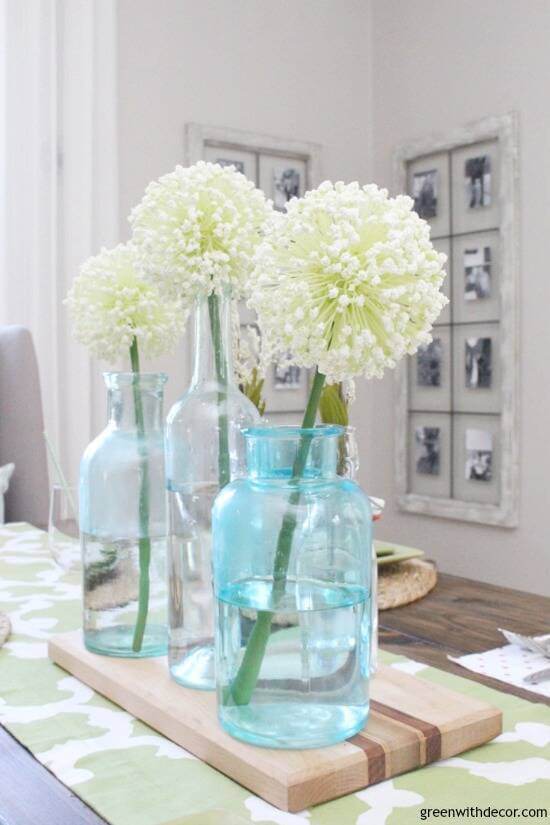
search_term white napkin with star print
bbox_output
[449,642,550,699]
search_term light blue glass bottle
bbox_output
[80,372,168,658]
[213,425,372,749]
[166,292,260,689]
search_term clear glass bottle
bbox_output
[213,425,372,749]
[79,372,168,657]
[166,292,260,690]
[338,426,378,675]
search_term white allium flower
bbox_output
[232,308,267,386]
[231,312,263,384]
[65,244,186,362]
[342,379,356,405]
[129,162,273,304]
[250,181,448,383]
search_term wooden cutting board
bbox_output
[49,631,502,812]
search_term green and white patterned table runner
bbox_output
[1,522,549,825]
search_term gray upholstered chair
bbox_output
[0,326,50,528]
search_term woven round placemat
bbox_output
[0,612,11,647]
[378,558,437,610]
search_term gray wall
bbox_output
[354,0,550,595]
[117,0,548,595]
[117,0,373,410]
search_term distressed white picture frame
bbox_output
[394,113,519,527]
[185,123,322,192]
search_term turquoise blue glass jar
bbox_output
[79,372,168,658]
[213,425,372,749]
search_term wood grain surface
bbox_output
[380,572,550,705]
[48,629,502,812]
[0,726,104,825]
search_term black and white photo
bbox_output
[216,158,245,173]
[465,155,491,208]
[417,338,442,387]
[273,361,302,390]
[415,426,441,476]
[465,337,492,388]
[412,169,437,219]
[464,246,491,300]
[465,428,493,482]
[263,352,310,413]
[273,167,300,211]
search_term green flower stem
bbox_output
[130,337,151,653]
[319,383,350,475]
[208,293,230,489]
[229,368,326,706]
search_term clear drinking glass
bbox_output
[79,372,168,658]
[339,426,378,675]
[166,291,260,689]
[48,484,80,570]
[213,425,372,749]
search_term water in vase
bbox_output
[167,482,218,688]
[82,532,168,657]
[216,576,370,749]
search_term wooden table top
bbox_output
[379,570,550,707]
[1,571,549,825]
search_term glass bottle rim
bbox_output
[244,424,344,440]
[103,371,168,389]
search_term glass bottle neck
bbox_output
[190,292,235,389]
[105,374,166,432]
